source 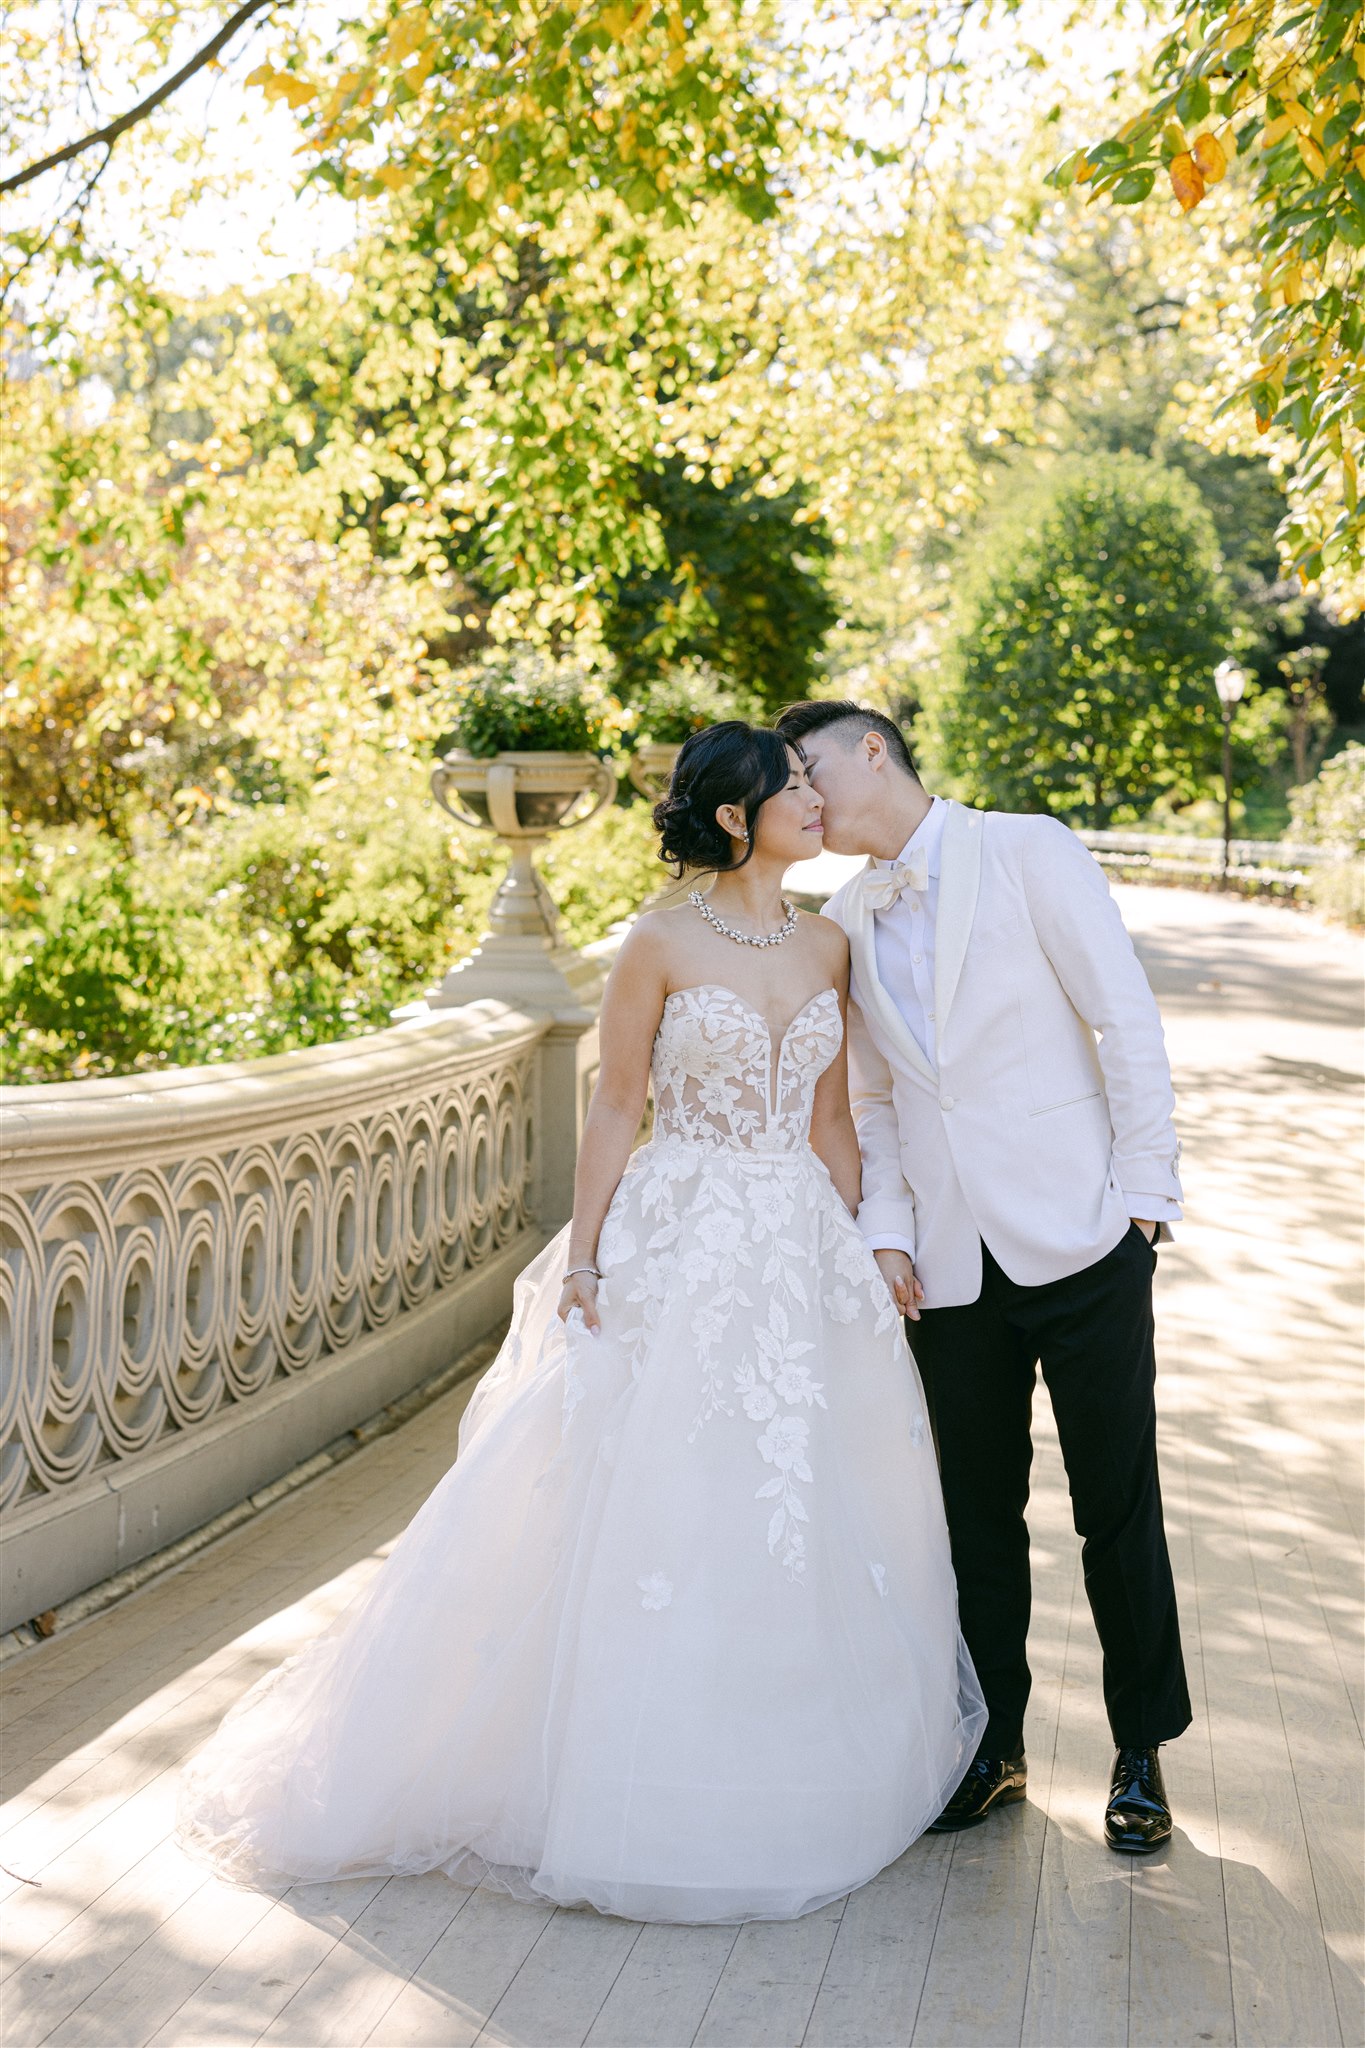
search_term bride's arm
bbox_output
[557,923,668,1333]
[808,943,863,1219]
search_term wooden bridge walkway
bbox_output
[1,888,1360,2048]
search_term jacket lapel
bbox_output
[934,801,983,1037]
[842,863,939,1084]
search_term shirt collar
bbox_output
[875,795,945,879]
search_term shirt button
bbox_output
[913,953,923,964]
[940,1096,955,1110]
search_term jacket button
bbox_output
[940,1096,955,1110]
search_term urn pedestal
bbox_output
[419,750,618,1018]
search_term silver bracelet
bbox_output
[563,1264,600,1281]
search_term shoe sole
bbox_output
[1105,1828,1172,1855]
[926,1784,1028,1833]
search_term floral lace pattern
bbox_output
[597,983,908,1582]
[651,984,843,1153]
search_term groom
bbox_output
[776,699,1191,1853]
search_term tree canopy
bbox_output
[1055,1,1365,608]
[928,453,1232,823]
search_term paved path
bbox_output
[1,887,1361,2048]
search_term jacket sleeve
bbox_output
[846,993,920,1258]
[1020,820,1183,1219]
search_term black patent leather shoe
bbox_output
[926,1754,1027,1832]
[1105,1746,1172,1854]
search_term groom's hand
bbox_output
[874,1250,924,1322]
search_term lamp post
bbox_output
[1214,660,1248,889]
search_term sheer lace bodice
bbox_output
[651,983,843,1153]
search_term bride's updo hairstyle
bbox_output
[653,720,792,878]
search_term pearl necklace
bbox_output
[689,888,799,948]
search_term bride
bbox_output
[178,721,984,1924]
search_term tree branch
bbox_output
[0,0,294,198]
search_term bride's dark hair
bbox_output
[652,721,793,878]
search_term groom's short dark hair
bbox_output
[774,700,921,782]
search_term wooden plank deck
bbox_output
[2,888,1361,2048]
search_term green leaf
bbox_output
[1112,167,1157,203]
[1175,77,1211,126]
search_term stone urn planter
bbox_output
[421,748,618,1014]
[627,740,682,803]
[432,749,617,839]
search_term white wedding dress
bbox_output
[178,983,985,1923]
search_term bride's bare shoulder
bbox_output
[609,900,692,977]
[799,908,850,972]
[629,898,694,945]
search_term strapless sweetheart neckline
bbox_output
[662,982,840,1056]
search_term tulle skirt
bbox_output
[177,1136,985,1923]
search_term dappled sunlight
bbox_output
[0,889,1359,2044]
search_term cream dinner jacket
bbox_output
[822,801,1183,1310]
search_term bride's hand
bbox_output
[874,1249,924,1323]
[557,1270,601,1335]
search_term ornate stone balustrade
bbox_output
[0,999,598,1632]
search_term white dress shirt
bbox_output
[871,797,947,1070]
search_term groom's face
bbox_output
[796,730,875,856]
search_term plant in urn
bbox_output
[627,663,754,910]
[421,652,618,1013]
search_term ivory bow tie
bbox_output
[861,849,929,910]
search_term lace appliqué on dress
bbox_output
[600,984,913,1584]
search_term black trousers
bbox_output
[909,1225,1192,1760]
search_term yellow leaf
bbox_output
[1353,144,1365,175]
[244,63,275,88]
[466,163,490,201]
[375,164,415,189]
[1296,132,1327,179]
[1282,264,1304,304]
[385,10,430,62]
[1192,131,1228,183]
[1168,152,1206,211]
[276,78,317,110]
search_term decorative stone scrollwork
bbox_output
[0,1033,539,1516]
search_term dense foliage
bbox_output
[6,1,1365,1085]
[1063,1,1365,604]
[0,783,660,1081]
[437,651,617,757]
[632,661,756,742]
[928,454,1231,823]
[601,462,838,708]
[1289,739,1365,919]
